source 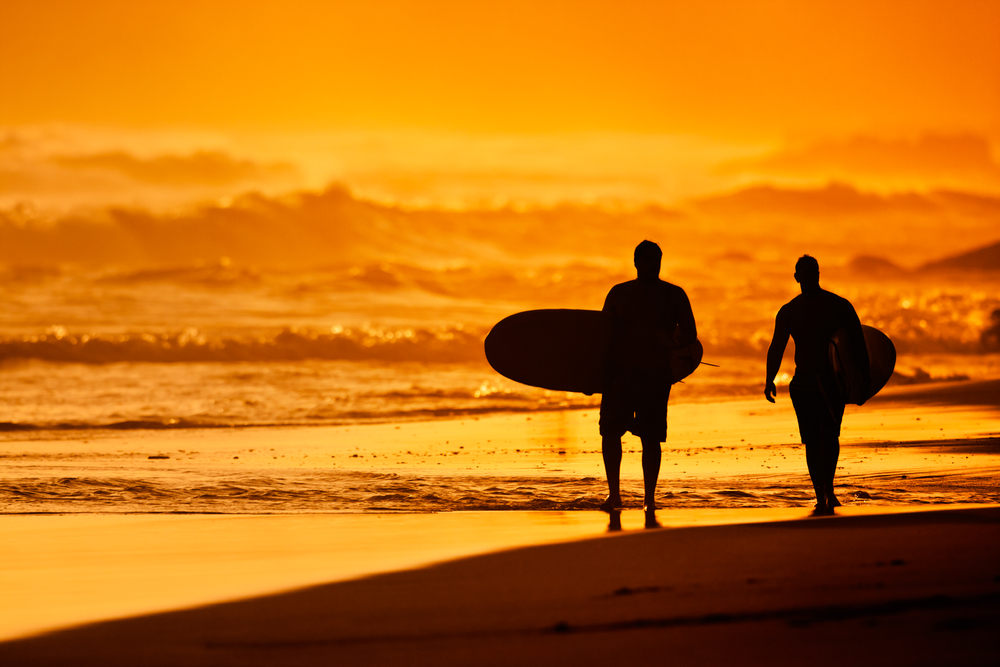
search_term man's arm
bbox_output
[765,309,790,403]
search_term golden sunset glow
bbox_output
[2,1,998,137]
[1,2,999,660]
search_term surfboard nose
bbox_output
[485,309,615,394]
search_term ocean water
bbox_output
[0,248,997,430]
[2,172,999,514]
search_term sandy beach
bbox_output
[1,506,997,666]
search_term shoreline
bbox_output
[2,505,997,665]
[1,376,997,438]
[3,388,998,514]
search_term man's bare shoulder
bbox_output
[831,289,854,306]
[818,288,857,312]
[605,279,637,297]
[603,280,635,312]
[661,280,687,297]
[777,294,802,316]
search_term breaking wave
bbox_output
[0,326,487,364]
[2,313,999,366]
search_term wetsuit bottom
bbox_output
[599,367,670,443]
[789,374,845,445]
[790,374,845,501]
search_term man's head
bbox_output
[794,255,820,291]
[634,240,662,283]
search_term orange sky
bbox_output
[2,1,998,140]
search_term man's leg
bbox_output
[636,381,668,511]
[601,435,623,508]
[823,436,841,507]
[803,440,827,509]
[791,380,829,510]
[822,395,846,508]
[599,377,628,510]
[640,437,661,509]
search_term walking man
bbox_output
[600,240,697,515]
[765,255,869,514]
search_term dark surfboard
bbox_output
[484,309,703,394]
[829,325,896,404]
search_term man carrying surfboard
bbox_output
[765,255,870,515]
[600,240,698,514]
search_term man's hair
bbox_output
[634,240,662,262]
[795,255,820,276]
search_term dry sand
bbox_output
[0,506,997,666]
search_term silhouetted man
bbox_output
[600,240,697,515]
[765,255,869,515]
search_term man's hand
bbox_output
[765,381,777,403]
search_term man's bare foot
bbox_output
[828,493,842,507]
[599,495,623,512]
[812,502,834,516]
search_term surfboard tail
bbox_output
[830,326,897,405]
[670,340,704,384]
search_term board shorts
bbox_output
[789,374,845,445]
[599,367,670,442]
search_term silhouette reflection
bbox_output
[604,508,660,531]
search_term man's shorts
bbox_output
[599,367,670,442]
[789,374,845,445]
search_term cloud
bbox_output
[0,185,691,269]
[693,182,937,218]
[1,178,997,273]
[50,150,298,186]
[721,134,1000,192]
[921,240,1000,273]
[687,181,1000,269]
[0,131,303,210]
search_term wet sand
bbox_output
[0,510,617,641]
[1,506,997,666]
[3,380,998,514]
